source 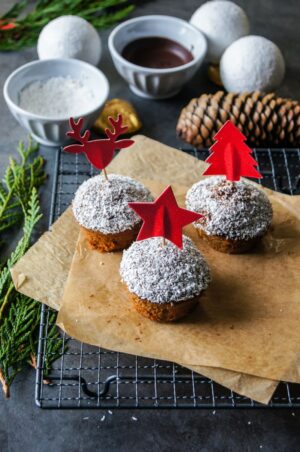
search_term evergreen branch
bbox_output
[0,0,135,51]
[0,138,46,248]
[0,188,42,296]
[0,142,64,397]
[1,1,28,20]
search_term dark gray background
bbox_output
[1,0,300,451]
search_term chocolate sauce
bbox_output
[121,37,194,69]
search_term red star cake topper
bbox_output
[203,120,262,182]
[63,114,134,178]
[128,186,203,249]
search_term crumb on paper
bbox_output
[100,415,106,422]
[99,261,104,266]
[16,273,27,289]
[56,256,65,265]
[131,416,138,421]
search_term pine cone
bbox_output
[176,91,300,148]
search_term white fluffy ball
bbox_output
[220,35,285,92]
[190,1,250,63]
[37,15,102,66]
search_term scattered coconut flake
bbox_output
[73,174,153,234]
[100,415,106,422]
[131,416,138,421]
[120,236,210,304]
[186,176,273,240]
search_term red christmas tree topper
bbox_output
[63,114,134,171]
[203,120,262,182]
[128,186,203,249]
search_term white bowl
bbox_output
[108,15,207,99]
[3,59,109,147]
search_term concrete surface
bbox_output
[1,0,300,451]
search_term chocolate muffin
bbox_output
[186,176,273,254]
[120,236,211,322]
[72,174,153,252]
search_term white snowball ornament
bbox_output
[220,35,285,93]
[190,1,250,63]
[37,15,102,66]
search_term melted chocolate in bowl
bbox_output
[121,37,194,69]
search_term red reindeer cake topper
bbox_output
[129,186,203,249]
[203,120,262,182]
[64,114,134,178]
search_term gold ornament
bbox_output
[94,99,142,134]
[207,64,223,87]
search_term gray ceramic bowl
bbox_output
[108,15,207,99]
[3,58,109,146]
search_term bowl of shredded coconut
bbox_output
[3,58,109,146]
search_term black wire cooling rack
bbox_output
[36,146,300,409]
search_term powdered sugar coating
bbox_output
[120,236,210,304]
[73,174,153,234]
[186,176,273,240]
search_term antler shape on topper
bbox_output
[129,186,203,249]
[63,114,134,176]
[203,120,262,182]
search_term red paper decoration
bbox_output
[0,21,16,30]
[63,114,134,170]
[129,186,203,249]
[203,120,262,182]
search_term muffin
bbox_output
[186,176,273,254]
[120,236,210,322]
[73,174,153,252]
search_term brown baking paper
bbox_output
[57,178,300,382]
[13,135,300,403]
[11,210,279,406]
[11,205,278,405]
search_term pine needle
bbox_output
[0,0,135,51]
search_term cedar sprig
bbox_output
[0,295,63,397]
[0,0,135,51]
[0,138,46,235]
[0,148,64,398]
[0,188,42,299]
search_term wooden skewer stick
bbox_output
[162,237,166,247]
[102,168,108,181]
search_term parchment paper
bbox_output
[11,203,278,404]
[13,135,300,403]
[57,178,300,383]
